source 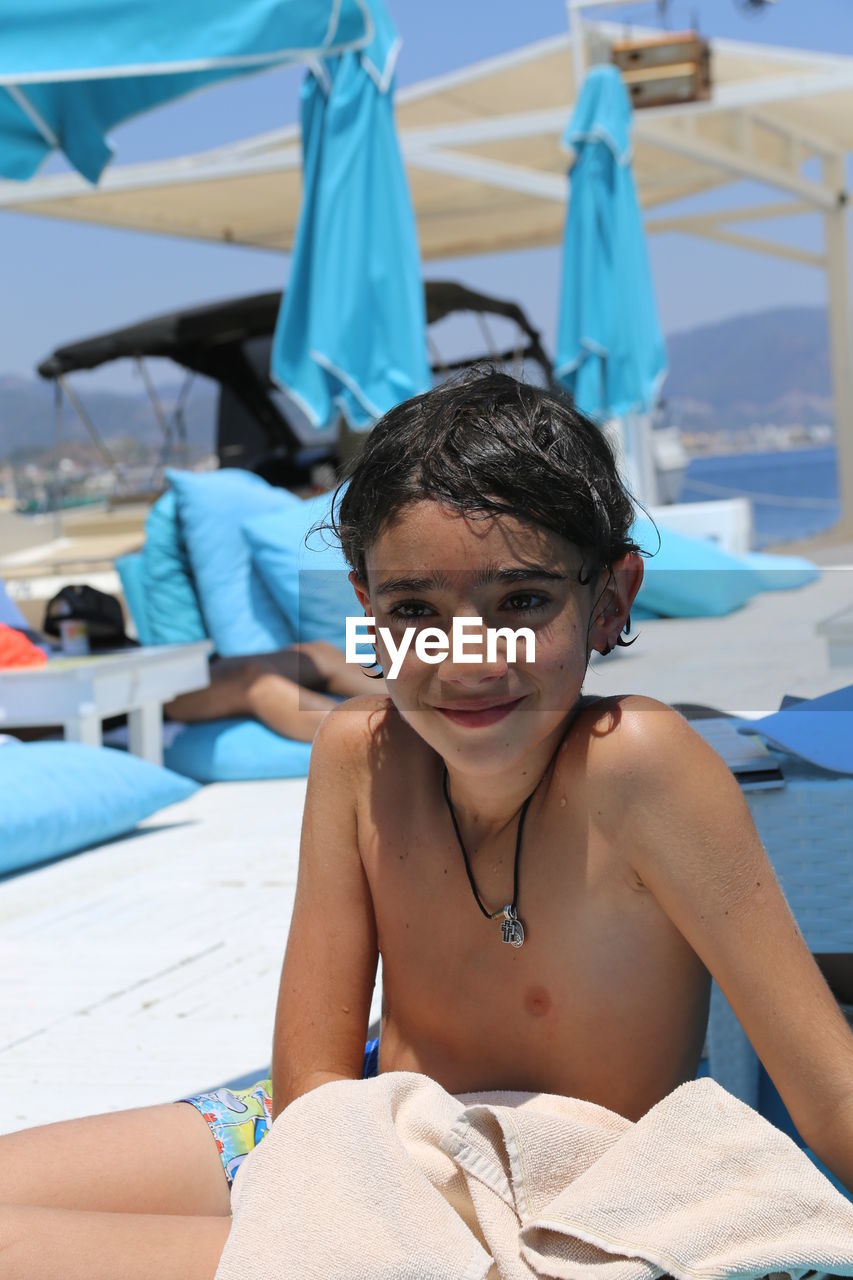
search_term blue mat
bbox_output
[738,683,853,775]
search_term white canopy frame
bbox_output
[3,23,853,535]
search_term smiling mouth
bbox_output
[434,695,527,728]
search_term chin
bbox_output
[416,705,566,770]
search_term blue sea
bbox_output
[677,446,839,549]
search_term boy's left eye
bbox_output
[500,592,550,614]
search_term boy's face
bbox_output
[350,500,639,774]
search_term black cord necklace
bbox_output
[441,766,533,948]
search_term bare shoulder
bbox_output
[309,694,426,780]
[571,693,724,783]
[561,694,739,848]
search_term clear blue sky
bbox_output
[3,0,853,391]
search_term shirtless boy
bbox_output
[2,372,853,1280]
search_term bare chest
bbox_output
[360,778,709,1112]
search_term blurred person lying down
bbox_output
[165,641,376,743]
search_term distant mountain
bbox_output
[0,305,838,459]
[662,306,833,431]
[0,374,218,461]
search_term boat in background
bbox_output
[1,281,560,629]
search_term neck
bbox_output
[440,701,580,843]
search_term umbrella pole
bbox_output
[823,152,853,540]
[566,1,587,91]
[52,379,63,539]
[567,0,653,93]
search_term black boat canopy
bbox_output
[37,282,550,382]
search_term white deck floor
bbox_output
[1,778,388,1134]
[2,549,852,1136]
[587,550,853,713]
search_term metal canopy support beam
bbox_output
[649,200,813,227]
[748,110,836,164]
[634,123,837,210]
[55,374,124,487]
[646,215,826,268]
[649,222,825,268]
[405,145,566,203]
[823,153,853,538]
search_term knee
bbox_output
[288,640,333,661]
[240,657,277,701]
[299,640,341,667]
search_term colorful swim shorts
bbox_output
[181,1038,380,1188]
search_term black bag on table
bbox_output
[43,585,137,651]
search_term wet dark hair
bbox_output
[327,371,644,602]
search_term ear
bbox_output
[348,569,371,615]
[588,552,644,656]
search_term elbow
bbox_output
[795,1093,853,1198]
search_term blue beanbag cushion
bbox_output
[143,491,209,646]
[167,469,298,656]
[0,741,199,875]
[632,514,760,618]
[740,551,820,592]
[115,551,153,646]
[242,490,356,650]
[164,718,312,783]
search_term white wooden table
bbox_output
[0,641,212,765]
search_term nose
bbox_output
[440,615,510,686]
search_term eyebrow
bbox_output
[374,567,568,597]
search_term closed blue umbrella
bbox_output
[0,0,371,183]
[271,0,430,430]
[554,65,666,421]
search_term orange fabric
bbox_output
[0,623,47,669]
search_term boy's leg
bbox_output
[0,1102,230,1216]
[0,1203,231,1280]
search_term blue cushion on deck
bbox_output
[740,551,820,592]
[163,718,312,783]
[0,741,198,876]
[632,515,760,618]
[143,491,209,646]
[115,551,153,646]
[242,489,355,650]
[167,470,297,657]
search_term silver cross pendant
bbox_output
[500,905,525,948]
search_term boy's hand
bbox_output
[623,698,853,1191]
[271,699,380,1118]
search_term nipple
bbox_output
[524,986,552,1018]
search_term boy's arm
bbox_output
[271,701,379,1119]
[625,700,853,1193]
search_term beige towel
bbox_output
[214,1073,853,1280]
